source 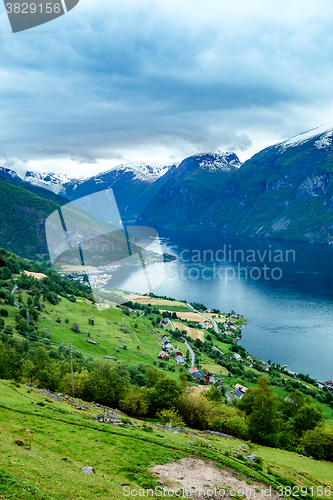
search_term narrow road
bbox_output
[186,303,219,334]
[167,318,175,332]
[212,345,224,356]
[184,338,195,368]
[11,284,19,307]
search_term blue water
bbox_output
[108,229,333,382]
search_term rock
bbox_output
[82,466,96,473]
[61,458,68,461]
[26,429,33,433]
[13,440,24,446]
[24,446,31,450]
[245,455,257,462]
[107,410,118,418]
[186,441,194,445]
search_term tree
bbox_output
[291,397,323,437]
[150,377,182,411]
[3,325,13,335]
[0,308,8,317]
[238,376,280,446]
[119,386,151,416]
[301,426,333,461]
[205,385,222,403]
[71,322,80,333]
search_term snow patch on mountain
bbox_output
[24,171,83,194]
[92,161,175,183]
[0,167,23,181]
[196,152,242,172]
[277,122,333,152]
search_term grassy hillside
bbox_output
[0,178,66,259]
[0,380,332,499]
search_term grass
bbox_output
[0,380,332,500]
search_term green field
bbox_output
[1,380,332,500]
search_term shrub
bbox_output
[0,308,8,317]
[157,408,184,427]
[300,425,333,460]
[71,322,80,333]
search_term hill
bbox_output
[201,123,333,242]
[138,152,241,229]
[137,123,333,243]
[1,379,332,499]
[0,177,66,259]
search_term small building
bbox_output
[233,353,241,360]
[235,383,248,393]
[192,370,210,383]
[234,390,244,399]
[158,351,169,361]
[162,341,173,351]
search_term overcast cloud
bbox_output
[1,0,333,177]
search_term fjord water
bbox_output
[109,229,333,382]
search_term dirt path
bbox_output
[151,458,280,500]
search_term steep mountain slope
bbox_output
[123,163,180,222]
[202,123,333,242]
[0,177,66,258]
[0,166,24,183]
[24,171,79,195]
[63,162,174,219]
[138,152,241,229]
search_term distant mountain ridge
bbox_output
[138,152,241,229]
[3,122,333,253]
[199,123,333,243]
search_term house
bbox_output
[192,370,210,383]
[235,383,248,393]
[175,355,185,364]
[234,390,244,398]
[162,334,169,341]
[158,351,169,361]
[162,341,173,351]
[160,320,168,329]
[233,353,241,360]
[175,350,183,356]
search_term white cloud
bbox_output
[1,0,333,175]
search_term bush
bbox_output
[0,308,8,317]
[301,426,333,460]
[71,322,80,333]
[157,408,184,427]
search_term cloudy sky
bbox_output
[1,0,333,177]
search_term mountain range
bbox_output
[2,122,333,258]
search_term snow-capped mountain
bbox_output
[277,122,333,152]
[0,166,23,183]
[92,161,173,183]
[138,152,241,229]
[24,171,80,195]
[196,152,242,172]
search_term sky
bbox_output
[1,0,333,178]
